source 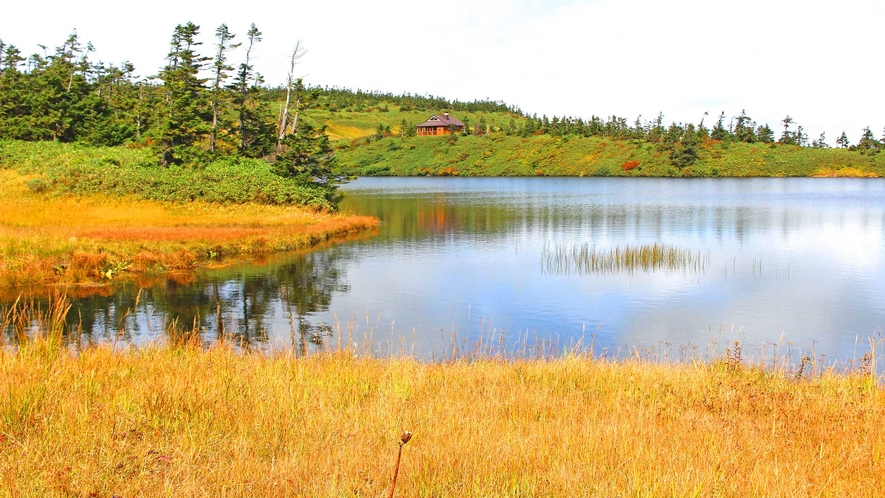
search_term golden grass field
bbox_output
[0,298,883,498]
[1,345,882,497]
[0,169,377,287]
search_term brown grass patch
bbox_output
[0,171,378,286]
[621,160,640,171]
[0,343,881,497]
[812,167,879,178]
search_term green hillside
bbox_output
[333,133,885,178]
[302,105,525,141]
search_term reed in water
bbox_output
[541,241,709,276]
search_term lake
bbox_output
[7,177,885,362]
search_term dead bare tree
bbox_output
[277,41,306,151]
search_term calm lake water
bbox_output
[8,177,885,361]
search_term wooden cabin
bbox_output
[416,113,465,136]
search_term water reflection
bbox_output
[3,244,352,351]
[3,177,885,361]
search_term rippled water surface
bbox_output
[9,177,885,359]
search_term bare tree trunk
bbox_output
[277,41,306,151]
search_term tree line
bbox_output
[1,26,882,174]
[0,23,339,197]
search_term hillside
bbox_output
[303,106,525,140]
[333,132,885,178]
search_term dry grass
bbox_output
[811,167,880,178]
[0,170,377,286]
[1,316,883,496]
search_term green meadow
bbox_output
[333,132,885,178]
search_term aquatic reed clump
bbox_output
[1,292,71,352]
[541,241,709,276]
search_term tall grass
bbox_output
[542,241,709,276]
[1,296,884,496]
[0,168,377,286]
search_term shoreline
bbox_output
[0,170,378,287]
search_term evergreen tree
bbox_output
[156,22,210,165]
[857,127,880,154]
[710,112,730,141]
[836,131,849,148]
[779,116,797,145]
[274,120,343,208]
[795,125,808,147]
[696,112,709,140]
[756,124,775,143]
[0,43,27,138]
[671,123,700,168]
[230,24,274,157]
[811,132,828,148]
[649,113,665,143]
[209,24,239,153]
[734,110,756,143]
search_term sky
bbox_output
[2,0,883,142]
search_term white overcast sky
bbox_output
[2,0,883,142]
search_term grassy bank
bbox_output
[0,140,338,207]
[0,141,377,286]
[335,134,885,177]
[1,332,882,496]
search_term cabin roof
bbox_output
[416,114,465,128]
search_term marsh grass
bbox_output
[1,295,884,496]
[0,169,377,286]
[542,241,709,276]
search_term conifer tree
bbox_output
[156,22,210,165]
[230,24,273,157]
[734,110,756,143]
[274,119,341,207]
[756,124,774,143]
[857,127,880,154]
[795,125,808,147]
[780,116,796,145]
[711,112,730,141]
[209,24,239,153]
[836,131,849,148]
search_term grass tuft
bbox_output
[542,241,709,275]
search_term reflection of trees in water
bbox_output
[343,193,769,247]
[6,246,353,347]
[277,249,350,354]
[151,247,350,347]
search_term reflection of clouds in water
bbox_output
[624,276,885,364]
[10,178,884,360]
[798,221,883,269]
[331,178,885,359]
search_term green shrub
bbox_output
[26,178,46,193]
[0,140,339,209]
